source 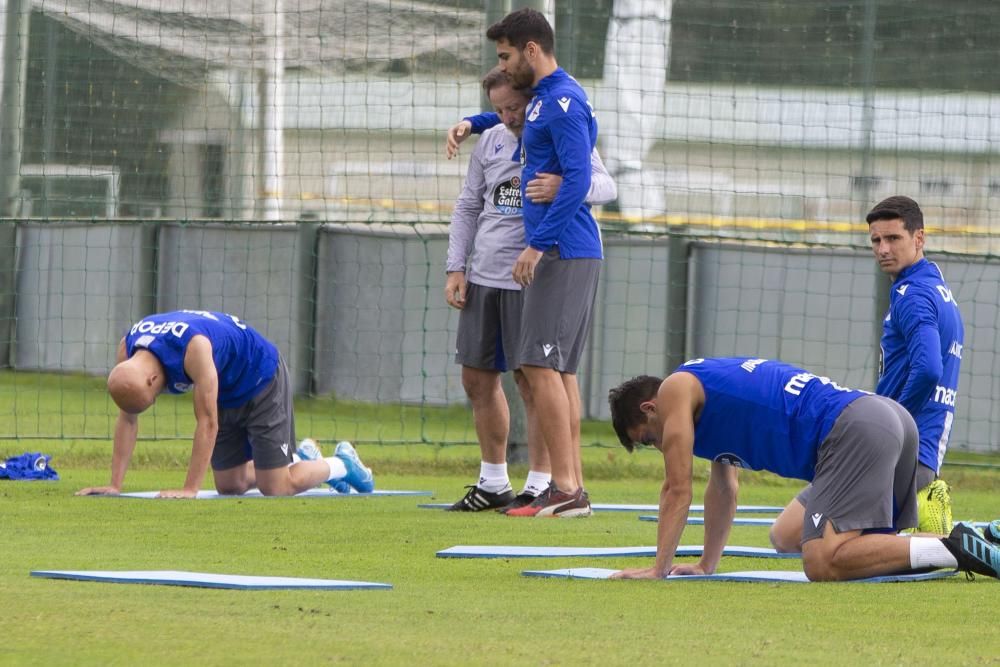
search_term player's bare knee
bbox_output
[461,368,499,402]
[216,480,252,495]
[769,526,798,553]
[802,555,840,582]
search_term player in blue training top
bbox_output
[470,7,602,518]
[607,358,999,582]
[868,196,964,531]
[770,197,963,553]
[76,310,373,498]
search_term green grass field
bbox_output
[2,376,999,665]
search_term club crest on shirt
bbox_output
[527,99,542,122]
[493,176,522,215]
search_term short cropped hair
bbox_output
[486,7,555,54]
[608,375,663,453]
[866,195,924,233]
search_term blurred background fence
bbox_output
[1,0,998,452]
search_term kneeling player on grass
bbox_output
[607,357,1000,581]
[76,310,373,498]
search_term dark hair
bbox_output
[486,7,555,54]
[608,375,663,453]
[481,67,529,99]
[865,195,924,233]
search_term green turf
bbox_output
[2,460,999,666]
[2,372,999,665]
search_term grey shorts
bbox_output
[518,249,601,373]
[455,282,524,372]
[797,395,919,543]
[212,356,296,472]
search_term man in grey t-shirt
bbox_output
[443,68,616,512]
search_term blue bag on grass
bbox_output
[0,452,59,481]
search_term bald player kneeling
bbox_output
[77,310,373,498]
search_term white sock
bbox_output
[522,470,552,497]
[909,537,958,569]
[324,456,347,482]
[478,462,510,493]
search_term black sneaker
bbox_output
[942,522,1000,579]
[497,491,540,514]
[445,485,515,512]
[983,520,1000,546]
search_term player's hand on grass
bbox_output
[525,172,563,203]
[75,485,121,496]
[610,566,665,580]
[157,488,199,499]
[446,120,472,159]
[668,563,708,576]
[445,272,467,309]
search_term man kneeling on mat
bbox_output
[607,357,1000,582]
[77,310,373,498]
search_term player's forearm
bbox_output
[447,207,481,272]
[654,483,693,576]
[528,125,593,249]
[183,424,217,492]
[465,112,499,135]
[109,416,139,489]
[585,151,617,205]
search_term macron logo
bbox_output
[896,284,909,296]
[542,344,555,357]
[811,513,823,528]
[280,443,289,456]
[557,97,571,112]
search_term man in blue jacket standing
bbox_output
[482,8,602,518]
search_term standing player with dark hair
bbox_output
[464,7,603,518]
[444,68,616,512]
[771,196,963,551]
[76,310,374,498]
[607,358,999,581]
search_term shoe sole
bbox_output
[534,503,592,518]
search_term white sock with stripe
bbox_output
[522,470,552,497]
[909,537,958,569]
[478,462,511,493]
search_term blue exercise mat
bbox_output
[638,515,992,530]
[522,567,957,583]
[30,570,392,590]
[436,545,798,559]
[638,516,778,526]
[418,502,783,513]
[113,488,431,499]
